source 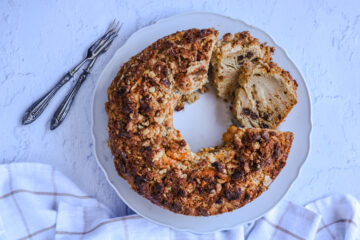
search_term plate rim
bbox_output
[91,11,312,233]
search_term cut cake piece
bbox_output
[232,61,298,129]
[210,31,274,101]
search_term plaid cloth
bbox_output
[0,163,359,240]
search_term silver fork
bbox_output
[50,26,120,130]
[22,20,120,125]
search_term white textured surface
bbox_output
[0,0,359,217]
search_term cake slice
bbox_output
[232,61,298,129]
[210,31,274,101]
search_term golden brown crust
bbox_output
[106,28,294,216]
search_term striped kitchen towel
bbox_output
[0,162,359,240]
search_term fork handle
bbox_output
[50,70,90,130]
[22,72,73,125]
[21,57,90,125]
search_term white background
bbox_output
[0,0,359,217]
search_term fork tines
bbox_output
[89,20,122,55]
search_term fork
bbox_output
[50,28,120,130]
[22,20,120,125]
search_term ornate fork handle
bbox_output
[50,59,96,130]
[22,56,91,125]
[22,72,72,125]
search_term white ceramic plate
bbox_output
[91,12,311,233]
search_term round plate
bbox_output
[91,12,311,233]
